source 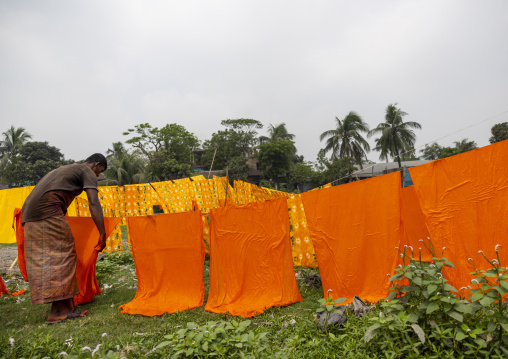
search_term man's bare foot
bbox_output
[47,298,74,322]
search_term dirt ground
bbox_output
[0,244,19,275]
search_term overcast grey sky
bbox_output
[1,1,507,164]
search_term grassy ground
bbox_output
[3,248,505,358]
[1,250,345,358]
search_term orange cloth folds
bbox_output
[0,273,25,297]
[400,186,432,262]
[67,217,122,305]
[119,210,205,316]
[301,172,403,304]
[13,208,28,281]
[409,140,508,294]
[13,211,120,305]
[205,197,303,317]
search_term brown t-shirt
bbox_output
[22,163,98,224]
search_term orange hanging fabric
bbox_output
[205,197,303,317]
[13,211,120,305]
[409,140,508,293]
[400,186,432,262]
[301,172,403,304]
[119,210,205,316]
[0,273,25,297]
[67,217,122,305]
[13,208,28,281]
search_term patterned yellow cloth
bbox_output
[287,195,317,268]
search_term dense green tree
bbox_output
[319,112,370,168]
[201,119,263,181]
[2,141,69,186]
[256,140,294,190]
[420,143,442,160]
[489,122,508,144]
[368,104,422,168]
[103,142,146,186]
[287,162,314,192]
[220,119,263,153]
[439,138,478,159]
[123,123,199,181]
[0,125,32,170]
[312,150,356,186]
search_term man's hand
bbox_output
[95,232,107,252]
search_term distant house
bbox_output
[354,160,430,186]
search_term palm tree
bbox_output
[420,143,442,160]
[319,112,370,168]
[368,104,422,168]
[453,138,478,153]
[103,142,147,186]
[259,123,295,144]
[0,125,32,169]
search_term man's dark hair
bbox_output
[85,153,108,170]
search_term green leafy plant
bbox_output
[315,289,346,333]
[468,245,508,350]
[155,320,270,358]
[363,240,508,358]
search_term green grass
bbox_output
[0,243,16,248]
[4,249,504,358]
[1,251,335,358]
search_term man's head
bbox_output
[85,153,108,177]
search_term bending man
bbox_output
[21,153,107,323]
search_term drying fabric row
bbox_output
[8,139,508,312]
[0,176,327,268]
[121,139,508,311]
[13,198,304,317]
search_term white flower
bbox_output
[468,258,473,262]
[395,247,399,250]
[442,247,446,251]
[495,244,502,251]
[467,328,471,332]
[379,312,383,317]
[429,264,435,268]
[471,279,479,285]
[409,246,413,251]
[492,259,499,265]
[419,239,424,242]
[400,253,404,257]
[8,338,14,347]
[92,344,102,356]
[57,352,68,357]
[81,346,92,352]
[102,333,107,337]
[116,345,120,350]
[478,250,484,254]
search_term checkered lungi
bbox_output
[24,215,79,304]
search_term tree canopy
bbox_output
[489,122,508,144]
[2,141,69,186]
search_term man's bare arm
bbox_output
[85,188,107,252]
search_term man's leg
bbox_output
[47,298,73,321]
